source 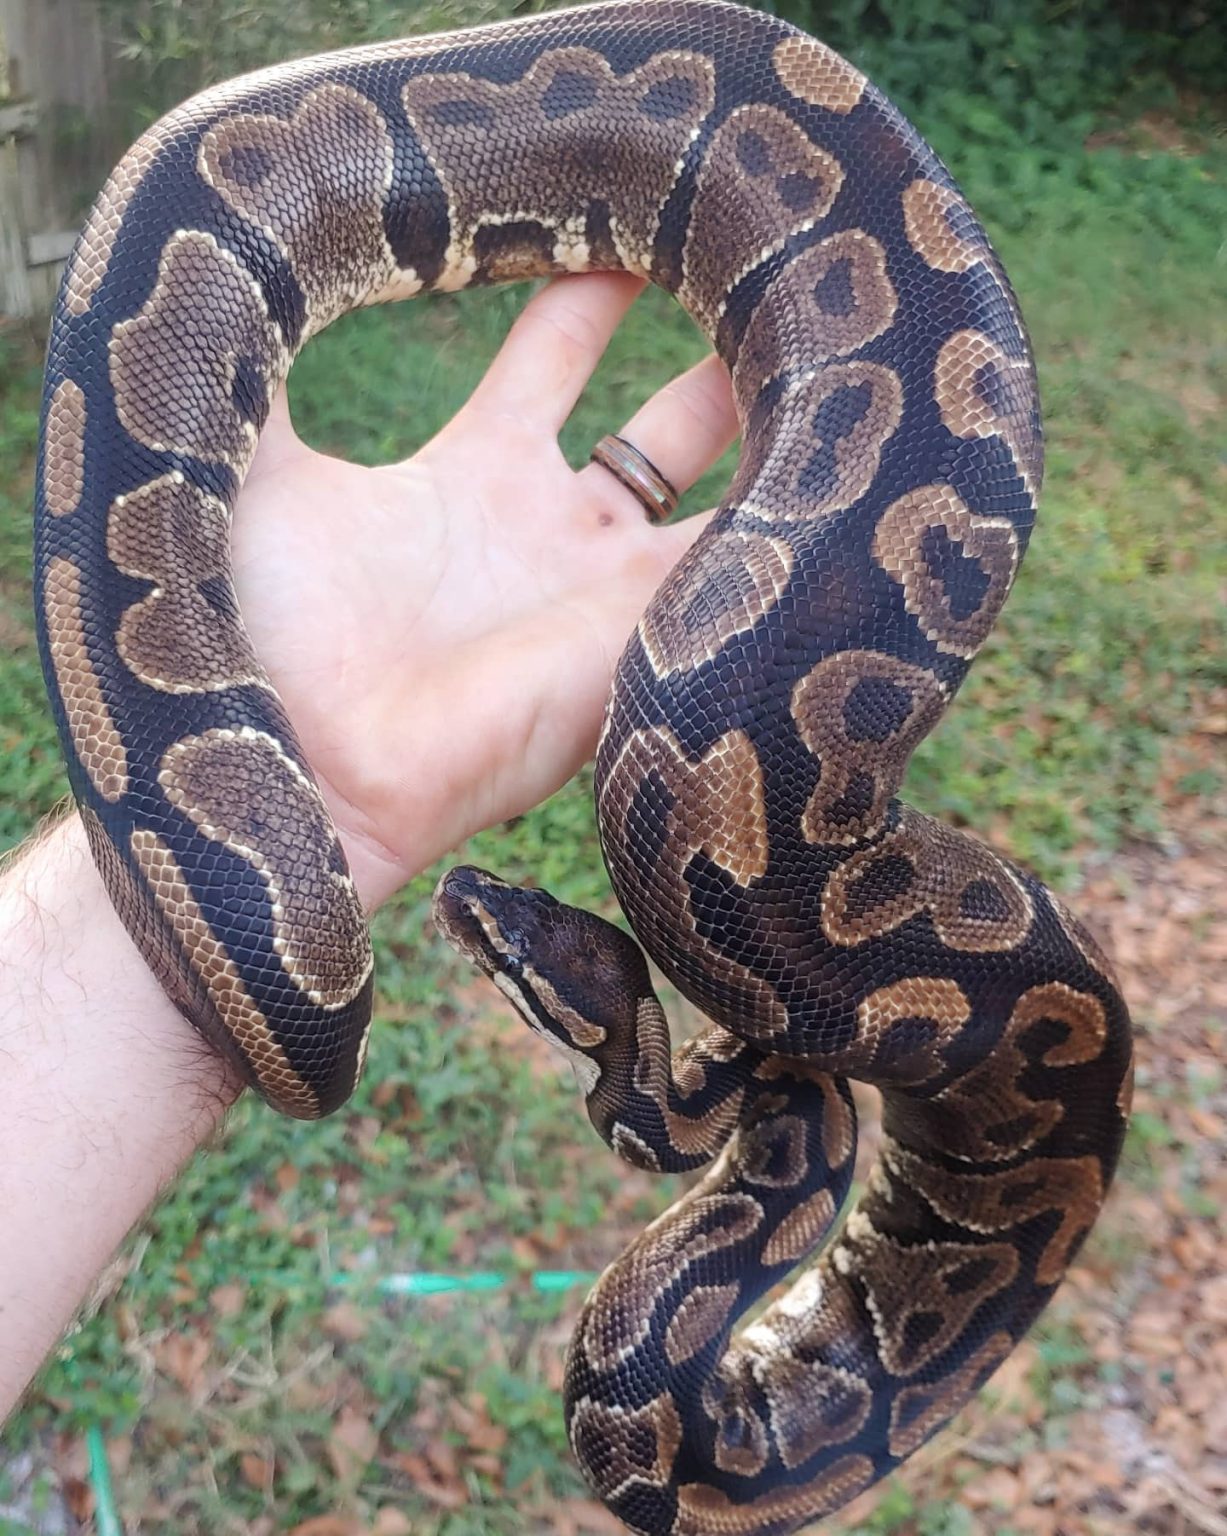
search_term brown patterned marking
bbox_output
[682,102,845,332]
[900,983,1104,1163]
[762,1070,856,1169]
[732,361,904,525]
[607,727,770,889]
[507,982,600,1099]
[669,1033,714,1099]
[639,528,793,680]
[62,55,339,317]
[404,48,715,290]
[752,1061,856,1168]
[199,84,404,336]
[701,1372,771,1477]
[732,229,898,413]
[762,1186,838,1265]
[739,1264,864,1368]
[888,1330,1013,1458]
[794,649,946,845]
[674,1454,874,1536]
[611,1123,659,1171]
[129,828,316,1116]
[673,1025,748,1094]
[158,728,371,1008]
[579,1192,763,1373]
[771,33,868,114]
[760,1354,873,1464]
[633,999,744,1160]
[820,1074,857,1167]
[522,963,606,1049]
[885,1142,1105,1286]
[43,557,129,803]
[108,473,266,694]
[65,136,161,315]
[1118,1050,1136,1116]
[901,178,989,273]
[739,1112,810,1189]
[873,485,1019,658]
[856,977,969,1085]
[902,981,1105,1160]
[1014,982,1108,1067]
[600,727,788,1041]
[823,805,1034,952]
[664,1284,740,1367]
[568,1393,683,1501]
[43,381,87,517]
[109,230,288,473]
[841,1220,1018,1375]
[935,327,1041,493]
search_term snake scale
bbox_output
[34,2,1133,1531]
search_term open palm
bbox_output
[231,272,738,907]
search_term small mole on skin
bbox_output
[598,511,614,528]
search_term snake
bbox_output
[33,1,1133,1531]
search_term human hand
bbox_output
[233,272,738,908]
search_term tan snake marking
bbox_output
[35,3,1131,1531]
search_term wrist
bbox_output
[0,813,240,1417]
[1,813,241,1112]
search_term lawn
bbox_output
[0,7,1224,1534]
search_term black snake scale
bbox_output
[34,2,1132,1531]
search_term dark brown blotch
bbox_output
[640,74,700,122]
[540,68,599,119]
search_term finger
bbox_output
[465,270,646,434]
[581,351,739,517]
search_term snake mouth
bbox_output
[435,864,500,913]
[432,866,560,972]
[432,866,573,1043]
[432,865,504,966]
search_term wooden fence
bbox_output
[0,0,112,318]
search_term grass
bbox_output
[0,62,1224,1536]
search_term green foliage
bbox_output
[762,0,1223,146]
[100,0,536,130]
[100,0,1224,174]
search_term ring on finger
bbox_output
[589,434,679,524]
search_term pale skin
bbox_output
[0,271,738,1418]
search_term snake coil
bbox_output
[35,4,1132,1532]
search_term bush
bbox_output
[103,0,1222,152]
[762,0,1223,136]
[100,0,536,130]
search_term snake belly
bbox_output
[34,1,1133,1530]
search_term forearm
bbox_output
[0,814,240,1418]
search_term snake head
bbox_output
[432,864,648,1076]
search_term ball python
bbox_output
[34,1,1133,1531]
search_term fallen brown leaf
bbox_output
[322,1300,369,1343]
[240,1452,272,1491]
[155,1333,211,1393]
[287,1518,365,1536]
[326,1404,379,1482]
[371,1509,414,1536]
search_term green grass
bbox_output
[1,80,1224,1536]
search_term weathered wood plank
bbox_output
[0,0,113,317]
